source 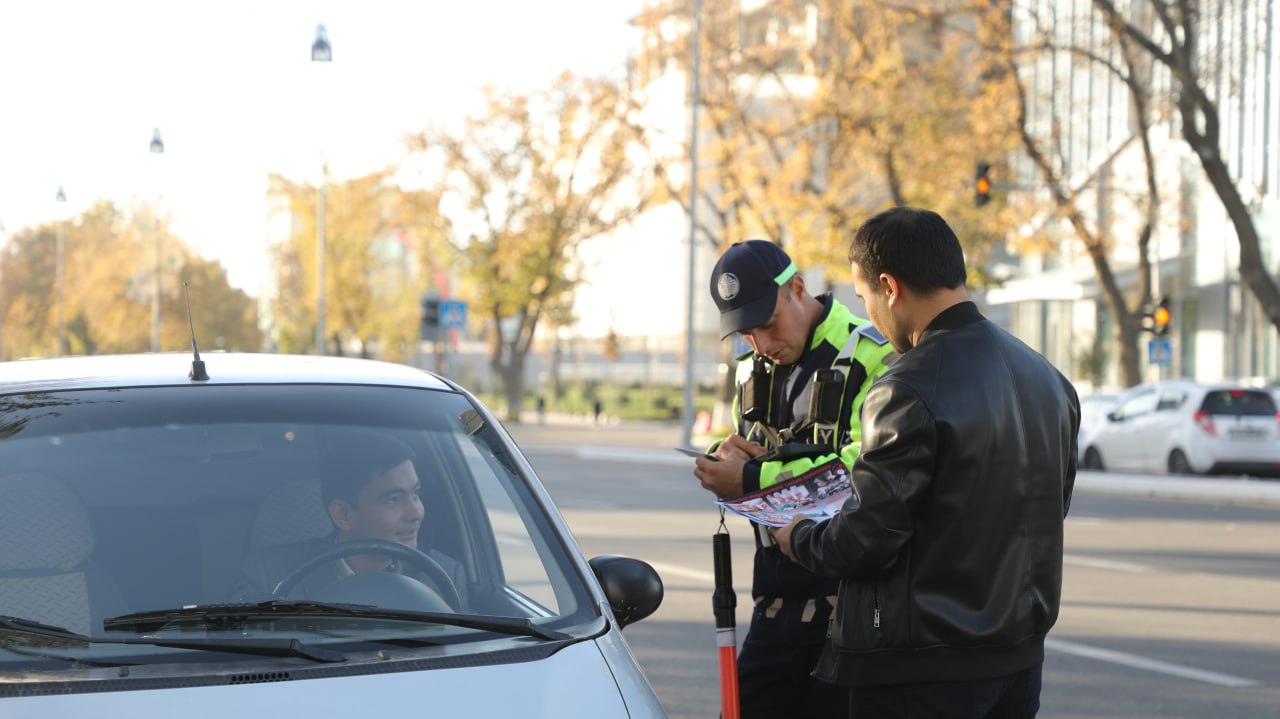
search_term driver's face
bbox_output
[340,459,424,548]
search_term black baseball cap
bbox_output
[710,240,798,340]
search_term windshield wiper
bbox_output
[1,614,344,663]
[105,600,571,641]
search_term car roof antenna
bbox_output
[183,281,210,381]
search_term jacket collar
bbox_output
[920,301,983,341]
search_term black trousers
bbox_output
[736,597,848,719]
[849,663,1043,719]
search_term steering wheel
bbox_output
[272,539,462,610]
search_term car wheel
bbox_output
[1168,449,1194,475]
[1083,447,1104,471]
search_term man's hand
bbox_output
[693,436,768,499]
[769,515,807,562]
[713,435,767,462]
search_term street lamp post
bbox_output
[55,185,67,356]
[312,24,331,355]
[681,0,703,448]
[150,128,164,352]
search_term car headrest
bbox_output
[249,477,333,549]
[0,471,93,571]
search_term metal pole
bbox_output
[681,0,703,448]
[316,166,327,355]
[150,129,164,353]
[152,217,161,352]
[0,221,6,361]
[56,219,65,356]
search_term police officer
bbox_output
[694,240,895,718]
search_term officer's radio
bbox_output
[738,356,772,423]
[807,368,843,427]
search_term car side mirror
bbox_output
[1106,410,1121,422]
[588,555,663,629]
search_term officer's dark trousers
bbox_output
[848,662,1043,719]
[736,597,847,719]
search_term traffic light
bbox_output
[974,161,992,207]
[420,296,440,341]
[1140,296,1172,336]
[1152,296,1171,336]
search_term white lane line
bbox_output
[1045,637,1261,687]
[574,447,691,466]
[1063,554,1156,573]
[646,561,716,585]
[644,564,1262,688]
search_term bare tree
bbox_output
[1095,0,1280,332]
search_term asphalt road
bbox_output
[506,419,1280,719]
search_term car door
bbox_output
[1094,387,1159,470]
[1128,387,1189,472]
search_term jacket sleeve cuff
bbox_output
[789,517,820,568]
[741,462,762,494]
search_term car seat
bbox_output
[0,471,122,636]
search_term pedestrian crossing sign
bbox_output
[440,301,467,330]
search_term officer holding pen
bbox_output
[694,240,895,719]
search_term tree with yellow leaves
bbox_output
[407,73,653,420]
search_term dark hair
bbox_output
[847,207,966,292]
[320,431,417,509]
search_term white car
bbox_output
[1075,391,1120,463]
[1079,380,1280,477]
[0,353,666,717]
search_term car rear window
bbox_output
[1199,390,1277,416]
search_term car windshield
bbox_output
[0,383,595,670]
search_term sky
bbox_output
[0,1,644,294]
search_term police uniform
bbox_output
[707,240,895,719]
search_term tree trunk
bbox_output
[496,346,526,423]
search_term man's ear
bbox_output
[329,499,354,531]
[880,273,903,307]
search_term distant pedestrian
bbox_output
[536,396,547,425]
[592,398,603,426]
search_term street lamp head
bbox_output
[150,128,165,154]
[311,24,332,62]
[56,185,66,203]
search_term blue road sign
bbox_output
[440,300,467,330]
[1147,338,1172,367]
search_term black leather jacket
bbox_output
[791,302,1080,687]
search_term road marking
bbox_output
[1063,554,1156,573]
[1045,637,1261,687]
[646,560,716,585]
[575,447,691,466]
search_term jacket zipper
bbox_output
[873,581,881,628]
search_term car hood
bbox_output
[1,639,663,718]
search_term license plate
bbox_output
[1228,428,1267,440]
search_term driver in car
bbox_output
[230,431,466,608]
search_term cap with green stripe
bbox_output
[710,240,797,340]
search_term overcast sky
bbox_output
[0,1,643,293]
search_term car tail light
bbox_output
[1194,409,1217,436]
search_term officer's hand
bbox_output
[694,456,746,499]
[713,435,767,462]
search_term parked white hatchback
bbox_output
[1079,380,1280,477]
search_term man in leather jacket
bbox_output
[774,207,1080,718]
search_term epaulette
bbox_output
[855,323,889,345]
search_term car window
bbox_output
[1200,389,1278,416]
[1156,391,1186,411]
[0,384,596,668]
[1113,389,1158,419]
